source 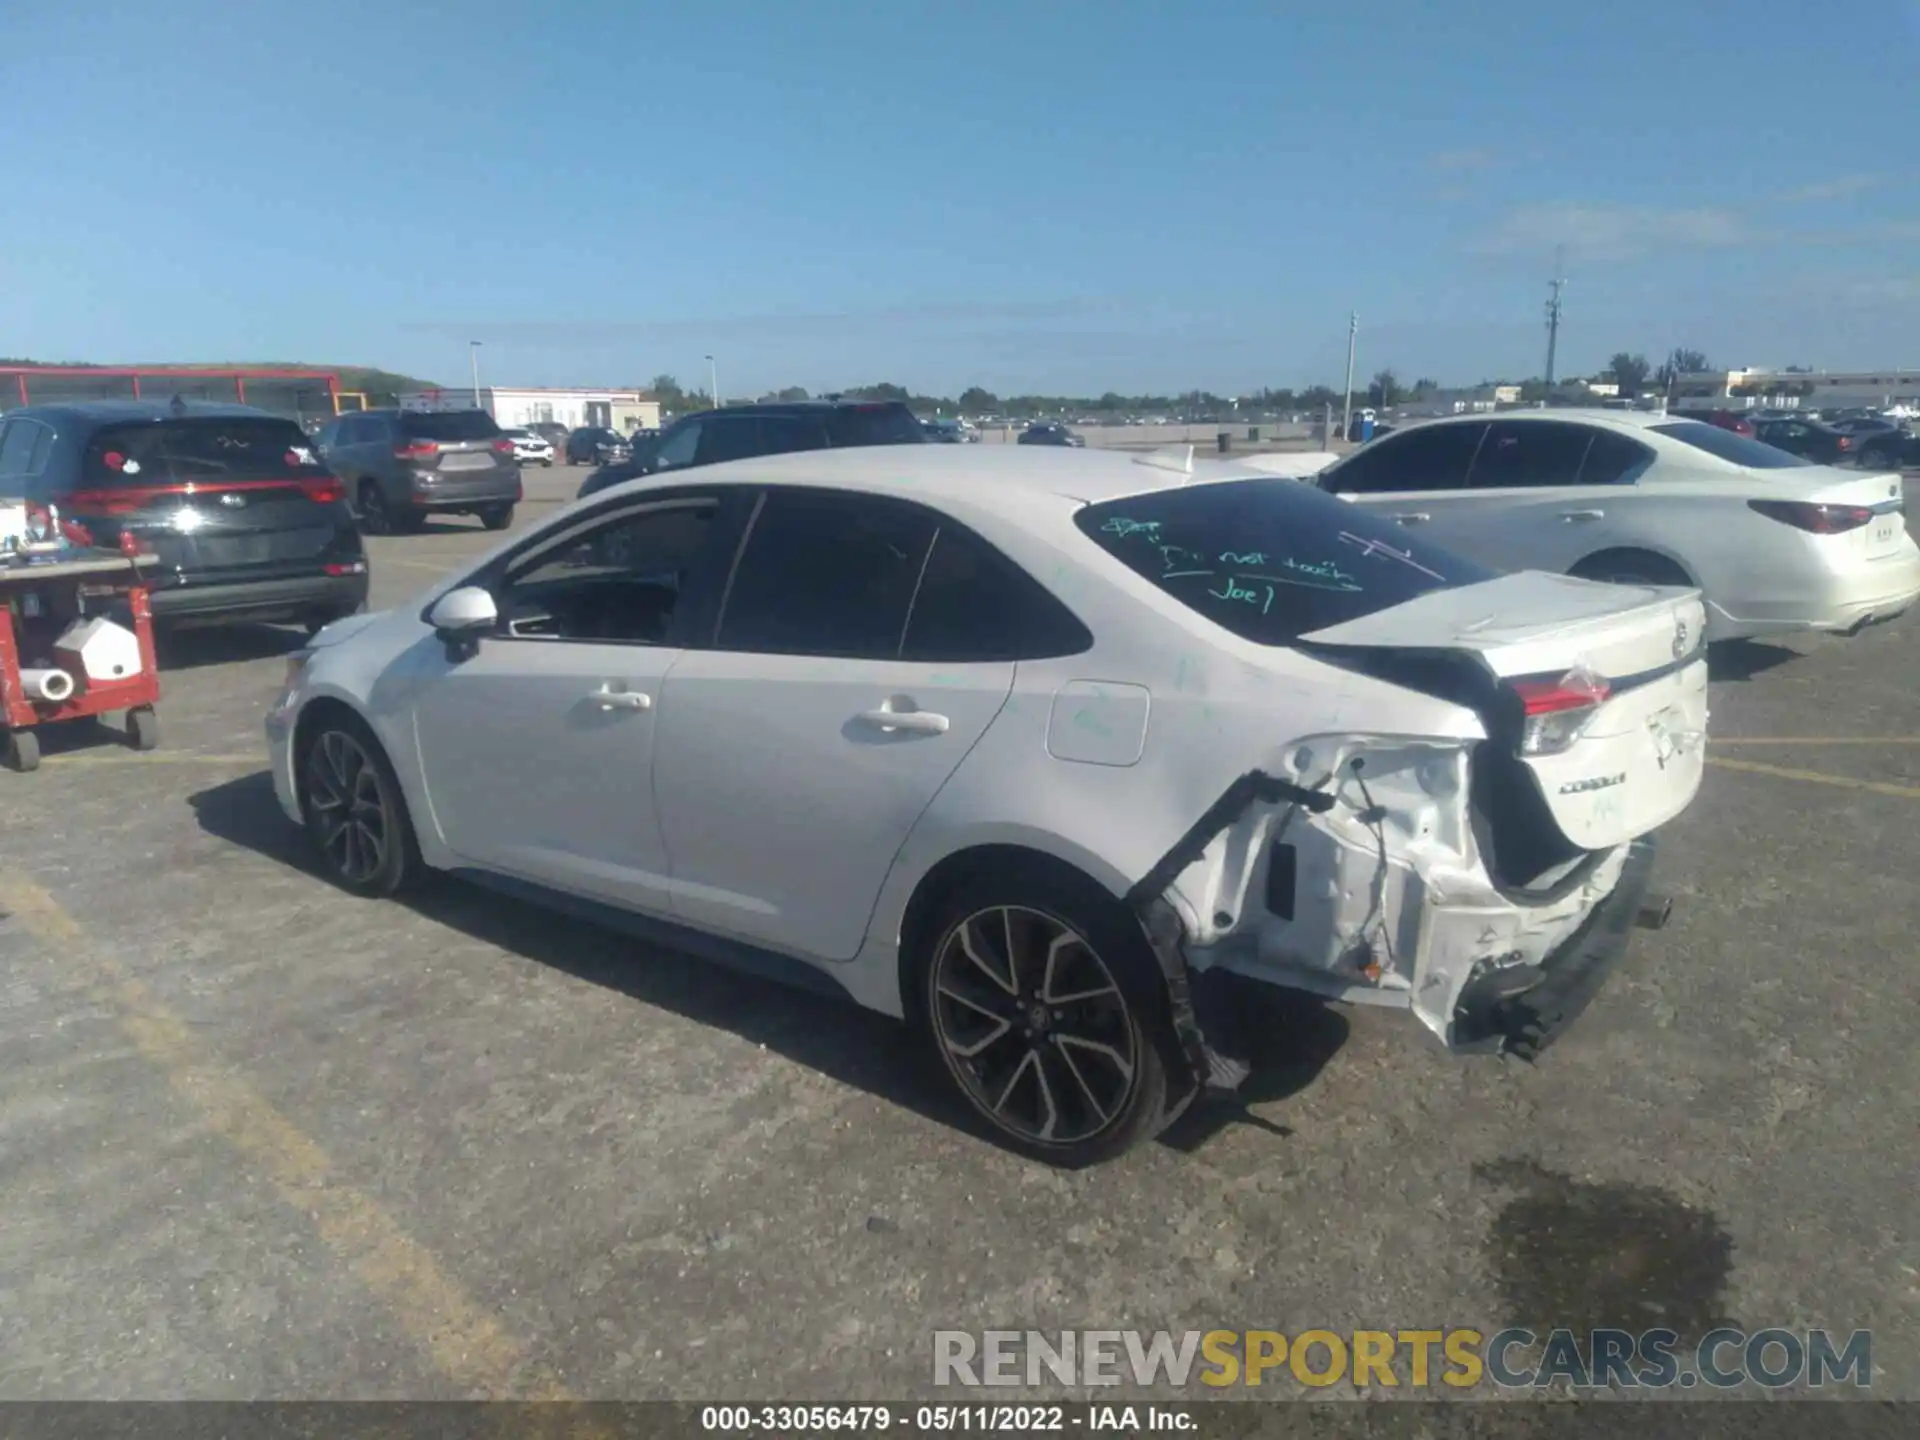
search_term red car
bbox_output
[1704,410,1756,437]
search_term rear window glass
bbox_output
[1651,422,1812,469]
[82,418,324,485]
[826,404,928,446]
[1075,478,1497,644]
[401,410,502,441]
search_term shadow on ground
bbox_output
[1707,639,1798,683]
[186,770,1346,1165]
[156,624,308,671]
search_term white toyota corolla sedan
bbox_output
[266,445,1707,1164]
[1308,410,1920,643]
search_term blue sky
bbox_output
[4,0,1917,396]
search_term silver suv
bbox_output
[317,408,521,533]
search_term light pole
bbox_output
[1340,312,1358,442]
[469,341,484,411]
[706,355,720,409]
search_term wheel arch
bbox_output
[894,841,1141,1021]
[1568,544,1697,586]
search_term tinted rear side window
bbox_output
[825,404,928,446]
[1076,478,1497,644]
[902,524,1091,662]
[402,410,501,441]
[1468,420,1593,488]
[757,416,832,454]
[81,418,325,485]
[717,489,937,658]
[1324,422,1486,494]
[1651,422,1813,469]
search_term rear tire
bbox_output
[911,867,1186,1166]
[356,481,391,536]
[297,712,421,898]
[479,504,515,531]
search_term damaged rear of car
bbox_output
[1073,477,1708,1079]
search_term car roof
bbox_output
[1391,408,1692,435]
[590,441,1257,514]
[676,399,913,422]
[7,398,289,425]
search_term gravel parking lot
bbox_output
[2,461,1916,1402]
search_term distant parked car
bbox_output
[502,428,554,466]
[1852,427,1920,471]
[1018,421,1085,447]
[1753,417,1855,465]
[526,421,570,451]
[1702,410,1755,437]
[577,399,927,500]
[3,399,368,633]
[315,408,521,534]
[1310,410,1919,642]
[565,427,630,466]
[922,418,974,444]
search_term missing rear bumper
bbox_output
[1451,836,1660,1060]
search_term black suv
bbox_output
[564,427,631,466]
[0,400,368,632]
[576,399,926,499]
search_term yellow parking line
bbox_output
[0,873,575,1401]
[41,752,261,767]
[1708,757,1920,801]
[1714,737,1920,747]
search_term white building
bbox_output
[399,386,661,433]
[1669,368,1920,413]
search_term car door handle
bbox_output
[1387,512,1430,524]
[1560,509,1605,521]
[856,707,949,735]
[589,687,652,711]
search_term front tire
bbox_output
[298,715,421,897]
[915,871,1183,1165]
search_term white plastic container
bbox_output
[54,617,143,683]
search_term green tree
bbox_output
[958,387,998,413]
[1607,352,1652,395]
[1368,369,1402,407]
[1411,376,1438,396]
[774,386,810,402]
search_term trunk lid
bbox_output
[1747,465,1909,562]
[70,417,348,575]
[1301,570,1708,852]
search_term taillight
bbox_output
[1511,666,1610,756]
[301,476,346,504]
[64,488,147,515]
[1837,435,1853,451]
[395,440,439,459]
[1747,499,1874,534]
[491,437,516,455]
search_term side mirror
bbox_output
[428,586,498,641]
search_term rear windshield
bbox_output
[826,403,928,446]
[82,418,325,485]
[1651,421,1812,469]
[401,410,502,441]
[1075,477,1497,644]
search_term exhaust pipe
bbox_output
[1635,894,1674,931]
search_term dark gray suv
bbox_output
[316,408,521,533]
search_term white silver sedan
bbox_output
[265,446,1704,1164]
[1310,410,1920,642]
[502,428,554,466]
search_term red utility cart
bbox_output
[0,549,161,773]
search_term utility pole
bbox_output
[468,340,484,411]
[1544,248,1566,387]
[706,354,720,409]
[1341,311,1358,440]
